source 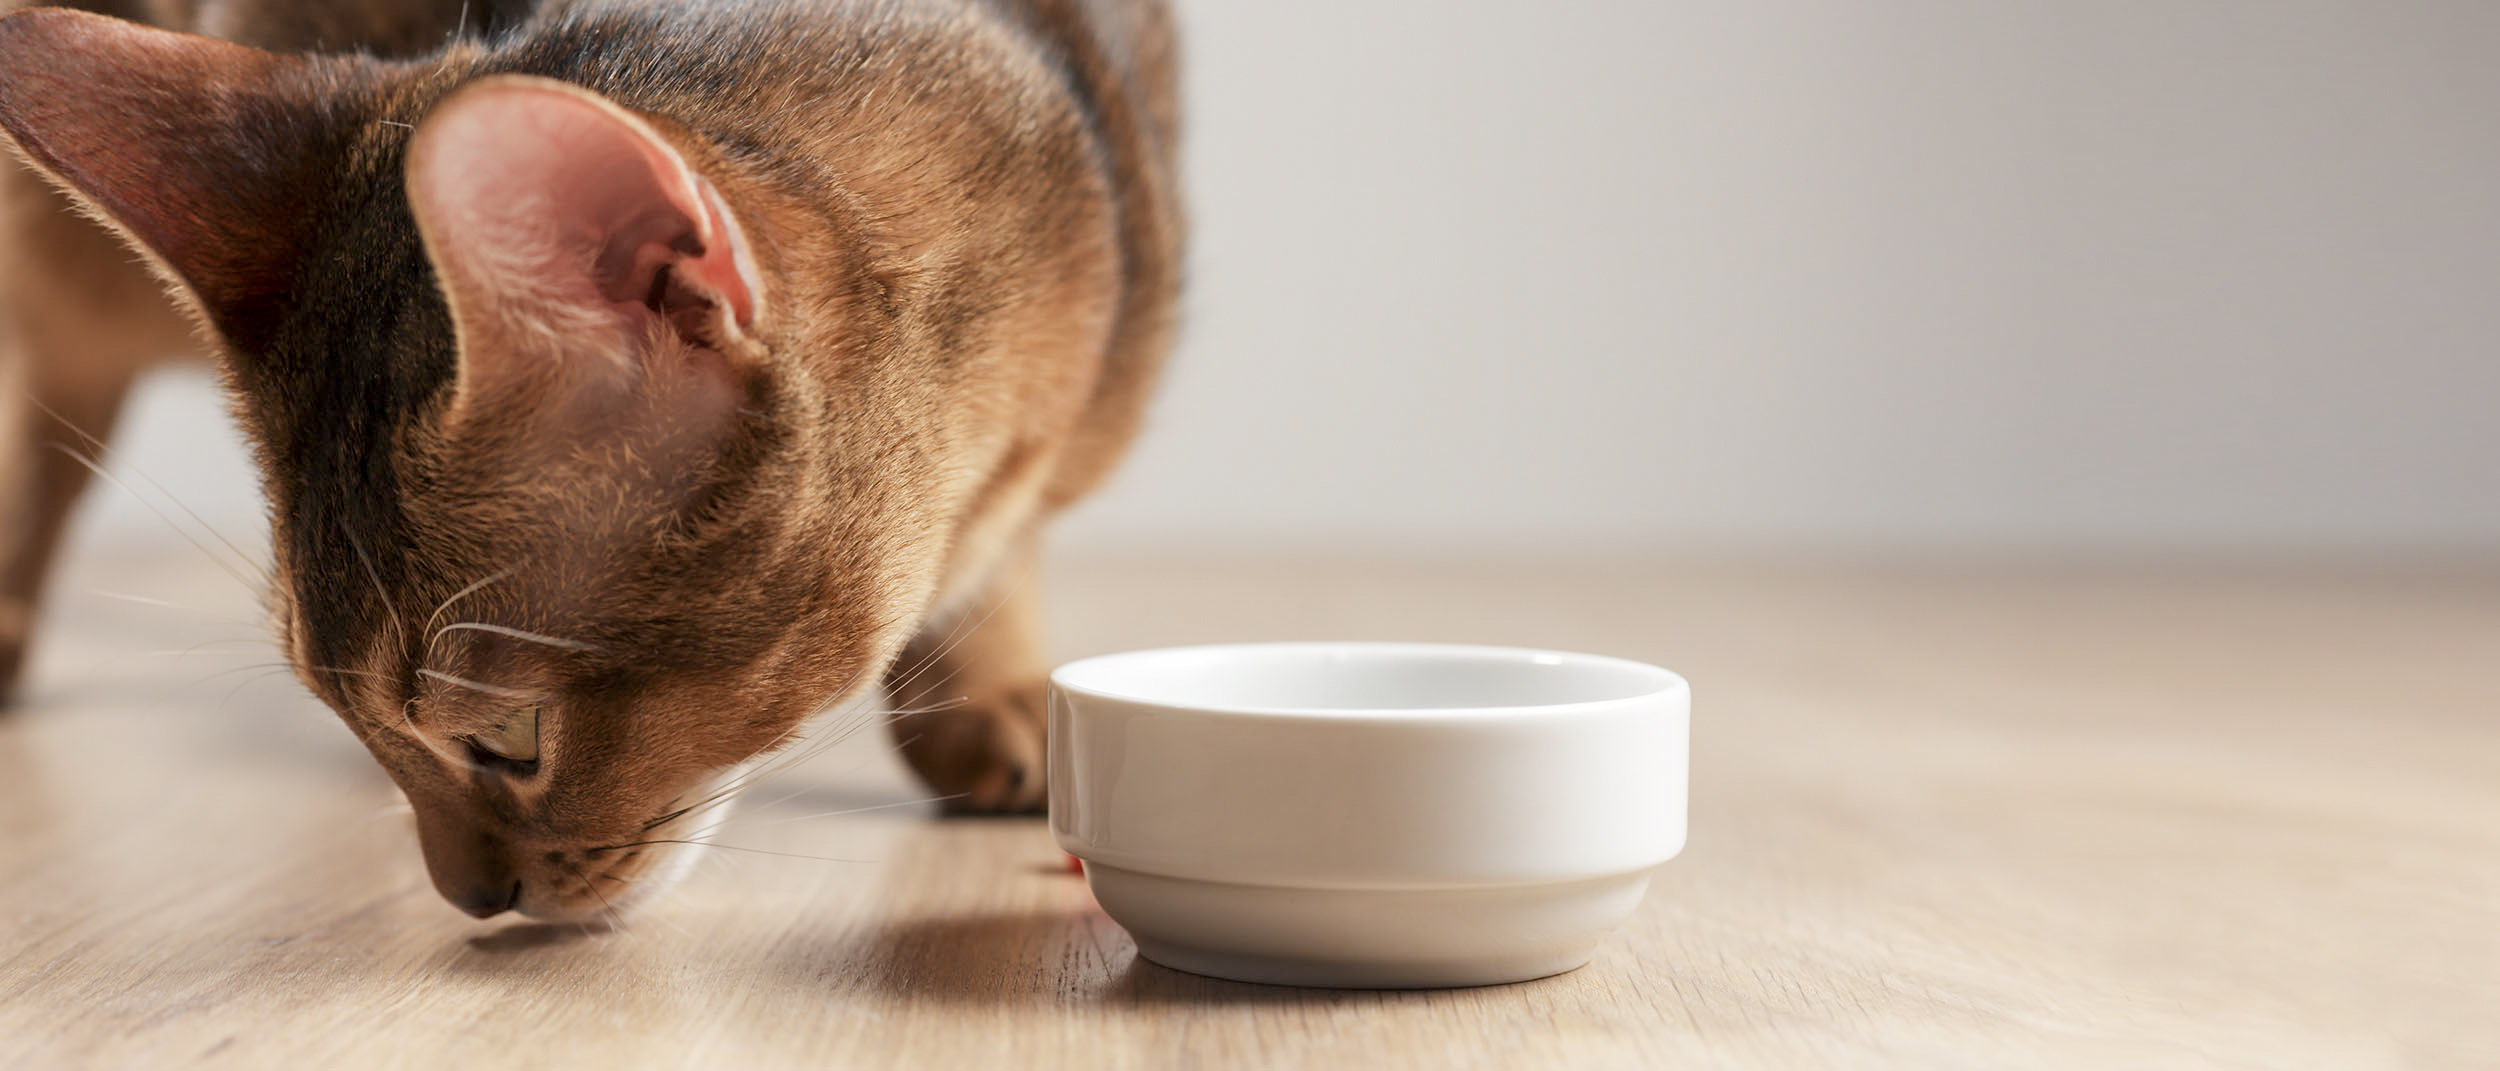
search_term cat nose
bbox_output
[410,800,520,918]
[449,878,523,919]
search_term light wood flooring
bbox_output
[3,545,2494,1068]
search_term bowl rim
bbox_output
[1048,641,1687,721]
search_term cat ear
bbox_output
[0,10,322,350]
[405,75,767,415]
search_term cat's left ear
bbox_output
[406,76,768,418]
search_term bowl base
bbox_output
[1130,936,1597,990]
[1086,864,1653,989]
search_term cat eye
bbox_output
[464,706,540,775]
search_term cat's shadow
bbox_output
[463,920,621,954]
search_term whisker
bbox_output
[90,590,191,610]
[29,396,270,588]
[883,695,972,721]
[587,860,696,943]
[142,640,271,658]
[217,667,297,709]
[43,443,264,596]
[431,621,599,653]
[885,563,1036,702]
[742,793,963,828]
[189,660,290,685]
[421,571,511,663]
[340,522,401,644]
[672,696,943,816]
[664,714,868,816]
[85,590,265,629]
[636,687,956,835]
[416,668,536,701]
[642,770,769,832]
[643,760,795,832]
[399,696,472,768]
[639,758,774,832]
[884,613,982,703]
[566,859,624,931]
[590,840,876,864]
[655,712,949,833]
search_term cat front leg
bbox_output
[883,562,1052,815]
[0,332,141,704]
[0,162,189,704]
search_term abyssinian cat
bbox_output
[0,0,1179,920]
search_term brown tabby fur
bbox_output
[0,0,1178,919]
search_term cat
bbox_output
[0,0,1179,921]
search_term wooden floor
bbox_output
[1,543,2495,1069]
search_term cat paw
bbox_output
[892,680,1048,815]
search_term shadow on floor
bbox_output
[462,920,623,954]
[826,910,1424,1009]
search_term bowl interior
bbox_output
[1051,643,1674,715]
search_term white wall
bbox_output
[76,1,2500,556]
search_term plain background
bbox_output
[75,1,2500,557]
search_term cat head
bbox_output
[0,10,959,920]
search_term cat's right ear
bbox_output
[0,10,321,351]
[404,76,769,432]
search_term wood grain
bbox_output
[2,545,2494,1069]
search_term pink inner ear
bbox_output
[408,80,757,352]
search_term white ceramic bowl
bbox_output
[1048,642,1689,988]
